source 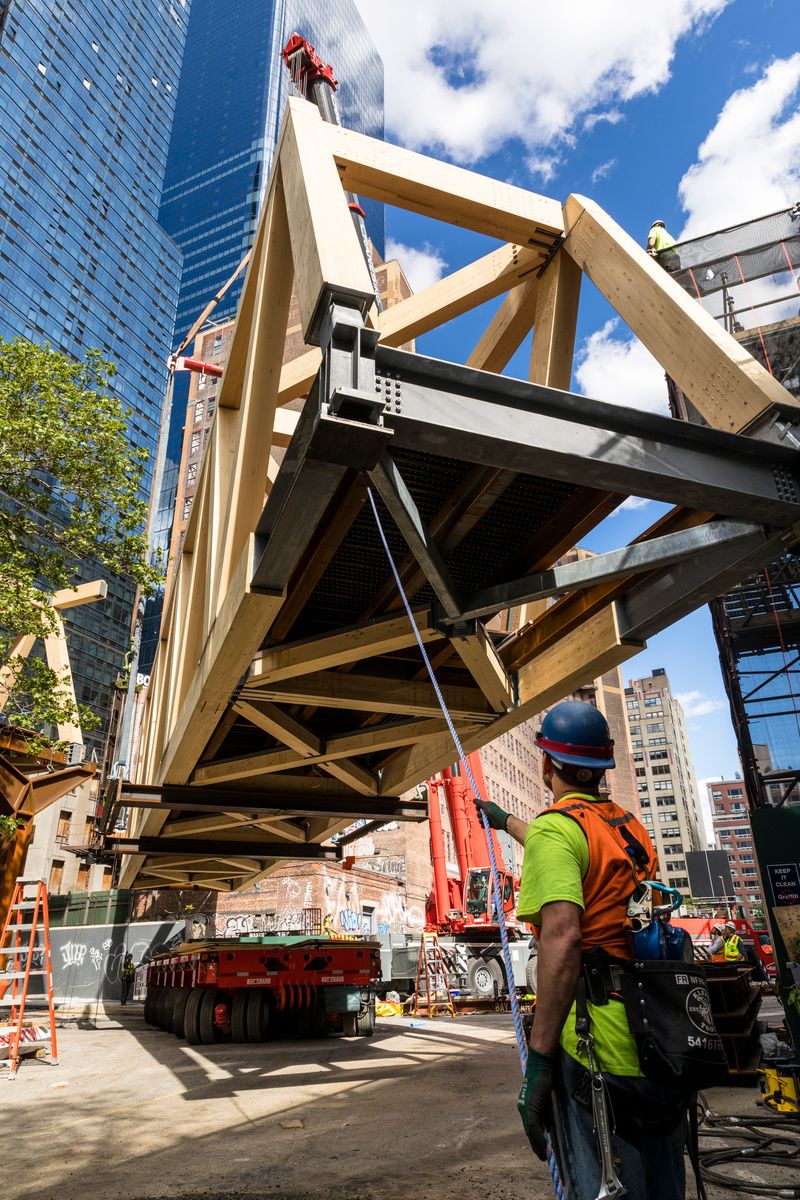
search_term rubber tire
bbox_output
[154,986,172,1029]
[144,986,160,1027]
[161,987,179,1033]
[183,987,205,1045]
[171,988,191,1039]
[342,1012,358,1037]
[197,988,222,1046]
[525,955,538,994]
[230,990,250,1043]
[245,989,270,1043]
[356,1004,375,1038]
[468,957,504,999]
[309,1004,330,1039]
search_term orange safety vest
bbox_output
[532,794,659,961]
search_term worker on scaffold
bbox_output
[646,218,681,273]
[477,700,726,1200]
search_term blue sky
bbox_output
[355,0,800,830]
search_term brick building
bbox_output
[707,777,765,925]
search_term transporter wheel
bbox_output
[154,986,174,1029]
[230,990,250,1043]
[468,957,504,999]
[171,988,191,1039]
[355,1003,375,1038]
[161,987,180,1033]
[197,988,223,1046]
[183,987,205,1045]
[309,1004,330,1039]
[342,1012,358,1037]
[525,955,538,995]
[144,986,160,1027]
[245,989,270,1043]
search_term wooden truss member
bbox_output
[120,97,800,893]
[0,580,108,748]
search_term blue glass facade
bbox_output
[0,0,189,749]
[141,0,384,671]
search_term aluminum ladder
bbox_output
[0,877,58,1077]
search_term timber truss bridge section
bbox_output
[107,98,800,892]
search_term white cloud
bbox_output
[696,776,722,846]
[384,238,447,292]
[355,1,730,164]
[583,109,624,133]
[676,690,727,719]
[611,495,653,516]
[678,54,800,237]
[591,158,617,184]
[575,318,669,414]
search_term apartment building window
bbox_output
[633,752,644,763]
[738,840,752,851]
[652,766,672,777]
[646,722,665,733]
[629,725,640,736]
[672,876,689,888]
[186,462,197,486]
[650,750,669,761]
[635,768,647,777]
[728,788,743,797]
[659,813,678,823]
[638,782,649,793]
[48,859,64,890]
[76,864,90,891]
[653,780,673,791]
[626,700,639,710]
[190,430,201,455]
[662,828,681,838]
[644,697,660,707]
[193,399,203,424]
[742,868,757,877]
[56,810,72,844]
[649,737,667,746]
[656,797,675,808]
[740,854,754,863]
[632,739,643,749]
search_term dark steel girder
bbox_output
[119,784,428,822]
[455,519,766,622]
[107,836,342,861]
[373,345,800,526]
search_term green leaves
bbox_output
[0,337,158,742]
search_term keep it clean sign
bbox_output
[768,862,800,907]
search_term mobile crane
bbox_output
[383,752,538,1001]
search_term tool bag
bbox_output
[620,959,728,1089]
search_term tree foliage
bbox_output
[0,338,158,740]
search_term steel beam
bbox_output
[374,345,800,526]
[456,519,766,621]
[118,784,428,822]
[618,524,800,640]
[367,453,463,618]
[107,836,341,861]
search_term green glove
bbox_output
[474,797,509,831]
[517,1047,556,1160]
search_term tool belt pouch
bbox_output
[621,960,728,1090]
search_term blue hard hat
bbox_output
[535,700,615,770]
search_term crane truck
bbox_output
[380,752,537,1001]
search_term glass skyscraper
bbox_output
[141,0,384,671]
[0,0,190,750]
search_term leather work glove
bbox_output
[474,796,509,831]
[517,1047,556,1160]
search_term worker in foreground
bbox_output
[646,218,681,273]
[477,700,726,1200]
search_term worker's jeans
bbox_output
[554,1052,687,1200]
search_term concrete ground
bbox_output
[3,1003,791,1200]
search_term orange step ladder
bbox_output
[0,877,58,1077]
[412,932,456,1019]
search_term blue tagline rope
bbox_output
[366,485,564,1200]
